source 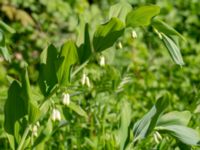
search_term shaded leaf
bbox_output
[126,5,160,28]
[4,81,26,134]
[38,44,58,96]
[93,17,125,52]
[78,23,92,64]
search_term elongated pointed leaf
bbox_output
[56,41,78,86]
[157,111,191,126]
[38,44,58,96]
[4,81,27,134]
[93,17,125,52]
[126,5,160,28]
[162,33,184,65]
[158,125,200,146]
[0,30,11,62]
[152,19,185,41]
[133,96,169,142]
[21,68,41,123]
[0,21,15,33]
[78,23,92,64]
[68,102,88,118]
[119,101,131,150]
[109,2,132,22]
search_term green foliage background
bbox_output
[0,0,200,149]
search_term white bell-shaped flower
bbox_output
[51,108,61,122]
[81,73,87,85]
[86,76,91,87]
[99,56,105,66]
[32,125,38,137]
[62,93,70,106]
[117,41,123,49]
[131,30,137,39]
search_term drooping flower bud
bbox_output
[32,125,38,137]
[86,76,91,87]
[81,73,87,85]
[62,93,70,106]
[117,41,123,49]
[131,30,137,39]
[51,109,61,122]
[99,56,105,66]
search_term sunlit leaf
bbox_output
[152,19,185,40]
[109,2,132,22]
[0,21,15,33]
[68,102,88,118]
[162,33,184,65]
[157,111,191,126]
[157,125,200,146]
[126,5,160,28]
[133,96,169,142]
[56,41,78,86]
[119,101,131,150]
[0,30,11,62]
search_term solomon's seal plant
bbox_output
[2,1,200,150]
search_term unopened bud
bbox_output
[99,56,105,66]
[153,133,159,144]
[62,93,70,106]
[81,73,86,85]
[52,109,61,122]
[131,30,137,39]
[117,42,123,49]
[86,77,90,87]
[32,125,38,137]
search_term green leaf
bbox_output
[0,30,11,62]
[68,102,88,118]
[0,21,15,33]
[126,5,160,28]
[119,101,131,150]
[162,33,184,65]
[93,17,125,52]
[133,96,169,142]
[109,2,132,22]
[157,111,191,126]
[157,125,200,146]
[38,44,58,96]
[56,41,78,86]
[4,81,27,134]
[78,23,92,64]
[6,133,15,150]
[21,68,40,123]
[152,19,185,41]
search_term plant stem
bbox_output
[17,126,30,150]
[71,60,89,78]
